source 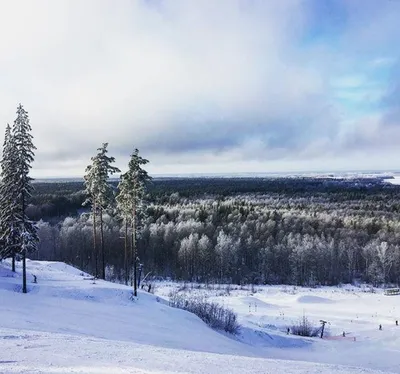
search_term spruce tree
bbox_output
[12,104,38,293]
[83,143,120,279]
[0,124,19,269]
[116,148,151,294]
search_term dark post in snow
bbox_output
[22,249,27,293]
[320,320,327,339]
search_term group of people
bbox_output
[286,320,399,337]
[340,320,398,337]
[378,320,398,330]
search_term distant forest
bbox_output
[27,177,400,286]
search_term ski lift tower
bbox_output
[320,320,328,338]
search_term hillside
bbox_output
[0,259,396,374]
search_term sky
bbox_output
[0,0,400,177]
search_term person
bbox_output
[396,320,398,326]
[287,327,290,335]
[342,331,346,337]
[379,324,382,330]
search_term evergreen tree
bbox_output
[0,124,20,269]
[116,148,151,294]
[83,143,120,279]
[12,104,38,293]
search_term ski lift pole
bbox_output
[320,320,327,339]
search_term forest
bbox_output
[5,105,399,291]
[24,176,400,287]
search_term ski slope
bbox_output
[156,282,400,373]
[0,259,397,373]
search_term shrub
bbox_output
[169,292,240,335]
[290,315,320,337]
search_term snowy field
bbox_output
[156,282,400,372]
[0,260,399,373]
[384,176,400,185]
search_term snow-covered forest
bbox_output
[22,176,400,287]
[1,105,400,289]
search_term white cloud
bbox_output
[0,0,399,176]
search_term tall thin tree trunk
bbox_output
[132,202,137,297]
[80,241,84,271]
[100,207,105,280]
[22,251,26,293]
[22,192,27,294]
[124,219,128,285]
[92,201,98,278]
[11,251,15,272]
[220,257,223,284]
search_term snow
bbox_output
[0,260,398,373]
[384,176,400,185]
[296,295,336,304]
[155,282,400,373]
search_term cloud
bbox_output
[0,0,399,176]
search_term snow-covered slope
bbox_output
[0,259,396,373]
[156,282,400,373]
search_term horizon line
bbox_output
[31,169,400,180]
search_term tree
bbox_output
[12,104,38,293]
[116,148,151,294]
[178,233,199,280]
[0,124,19,269]
[198,234,213,280]
[215,230,239,283]
[376,241,394,285]
[83,143,120,279]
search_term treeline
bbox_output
[29,177,400,286]
[26,176,400,221]
[8,105,399,289]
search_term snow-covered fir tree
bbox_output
[0,124,20,270]
[11,104,38,293]
[116,148,151,294]
[83,143,120,279]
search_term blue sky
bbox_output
[305,0,397,122]
[0,0,399,177]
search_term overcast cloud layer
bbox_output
[1,0,400,177]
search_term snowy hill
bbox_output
[0,259,396,374]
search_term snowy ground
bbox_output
[0,259,398,373]
[155,282,400,373]
[384,176,400,185]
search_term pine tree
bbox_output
[83,143,120,279]
[116,148,151,294]
[12,104,38,293]
[0,124,20,269]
